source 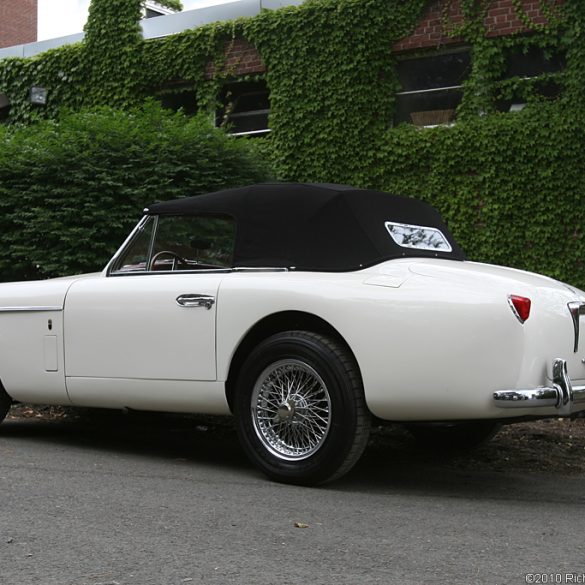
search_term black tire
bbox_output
[406,421,500,450]
[234,331,371,485]
[0,383,12,424]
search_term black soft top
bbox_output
[145,183,465,271]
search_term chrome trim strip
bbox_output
[110,268,232,276]
[494,358,585,414]
[507,295,525,324]
[568,301,585,353]
[146,215,159,270]
[573,385,585,405]
[109,266,289,277]
[0,306,62,312]
[231,267,289,272]
[493,387,559,408]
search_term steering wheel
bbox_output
[148,250,188,271]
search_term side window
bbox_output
[114,217,155,273]
[150,215,236,271]
[112,214,236,274]
[385,221,452,252]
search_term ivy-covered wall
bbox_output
[375,104,585,286]
[0,0,583,286]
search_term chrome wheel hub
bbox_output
[277,401,295,420]
[251,359,332,461]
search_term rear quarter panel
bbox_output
[216,263,526,421]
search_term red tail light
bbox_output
[509,295,531,323]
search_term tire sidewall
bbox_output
[235,332,361,485]
[0,387,11,424]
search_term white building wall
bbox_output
[37,0,182,42]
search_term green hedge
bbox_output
[0,103,272,281]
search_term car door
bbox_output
[63,213,236,402]
[64,272,221,381]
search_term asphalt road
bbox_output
[1,412,584,585]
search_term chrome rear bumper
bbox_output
[493,359,585,415]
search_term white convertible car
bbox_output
[0,183,584,484]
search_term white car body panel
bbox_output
[65,378,229,414]
[61,273,229,413]
[0,259,583,421]
[215,258,560,421]
[64,274,220,380]
[0,273,97,309]
[0,311,68,404]
[0,274,97,404]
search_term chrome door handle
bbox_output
[176,294,215,310]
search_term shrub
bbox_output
[0,102,273,281]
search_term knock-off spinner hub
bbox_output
[277,395,310,422]
[277,401,295,420]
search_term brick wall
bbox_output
[0,1,562,77]
[211,1,566,76]
[0,0,37,49]
[393,0,566,53]
[206,38,266,79]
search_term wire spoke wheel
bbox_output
[251,359,332,460]
[235,331,371,485]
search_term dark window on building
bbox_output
[146,8,164,18]
[217,80,270,137]
[496,45,565,112]
[0,93,10,123]
[394,50,471,127]
[155,85,198,116]
[503,45,565,79]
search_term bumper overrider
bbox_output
[494,359,585,416]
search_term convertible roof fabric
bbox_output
[145,183,465,271]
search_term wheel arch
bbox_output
[224,311,360,412]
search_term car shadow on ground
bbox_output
[3,407,585,501]
[2,408,251,476]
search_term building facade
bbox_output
[0,0,570,133]
[0,0,580,290]
[211,0,566,131]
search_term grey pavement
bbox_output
[1,413,584,585]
